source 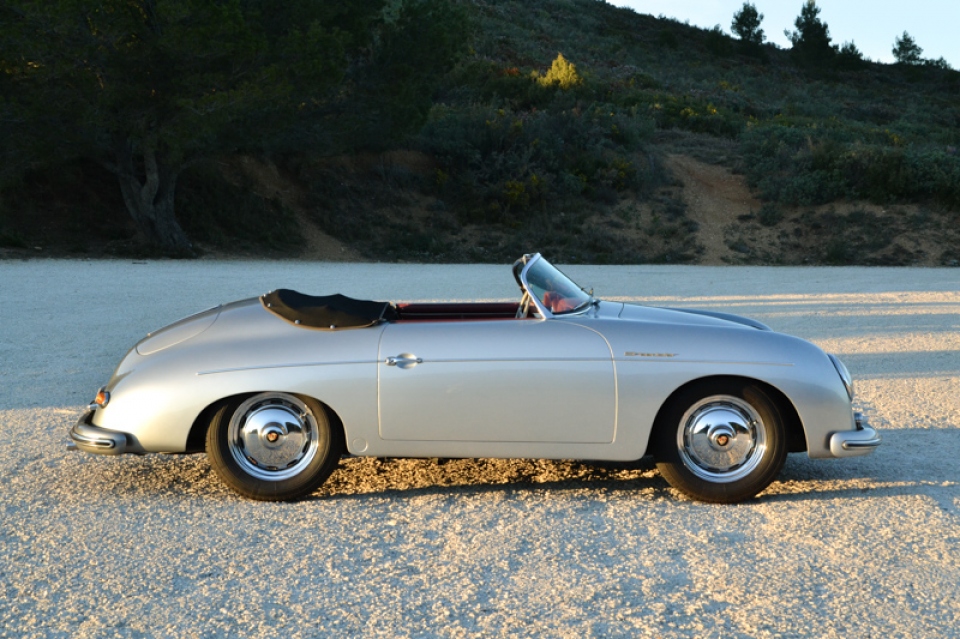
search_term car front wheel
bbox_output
[206,392,342,501]
[654,381,787,503]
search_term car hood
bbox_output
[616,302,771,330]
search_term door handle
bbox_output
[385,354,423,368]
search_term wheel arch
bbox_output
[185,392,347,454]
[648,375,806,456]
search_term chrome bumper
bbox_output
[829,412,881,457]
[68,409,136,455]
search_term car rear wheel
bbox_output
[206,392,342,501]
[654,381,787,503]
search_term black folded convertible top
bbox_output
[261,289,397,330]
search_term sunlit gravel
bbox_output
[1,259,958,638]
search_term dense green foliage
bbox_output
[419,87,657,222]
[2,0,958,262]
[0,159,305,255]
[0,0,466,251]
[740,119,960,208]
[448,0,960,211]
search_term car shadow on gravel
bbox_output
[312,456,675,502]
[58,428,957,508]
[59,452,680,502]
[60,454,958,511]
[316,475,679,504]
[761,427,960,510]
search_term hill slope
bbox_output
[2,0,958,265]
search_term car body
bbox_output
[71,253,880,502]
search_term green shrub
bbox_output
[740,120,960,208]
[0,204,26,247]
[534,53,583,90]
[0,161,134,249]
[757,203,782,226]
[657,29,679,49]
[0,227,27,248]
[637,94,744,138]
[418,100,659,222]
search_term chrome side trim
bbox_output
[197,359,375,375]
[841,438,883,450]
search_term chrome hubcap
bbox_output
[677,395,766,483]
[228,393,320,481]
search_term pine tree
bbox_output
[892,32,923,65]
[785,1,834,66]
[731,2,765,50]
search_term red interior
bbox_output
[395,302,521,321]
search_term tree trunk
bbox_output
[111,143,194,254]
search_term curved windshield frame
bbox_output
[517,254,593,316]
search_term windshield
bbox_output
[522,255,593,315]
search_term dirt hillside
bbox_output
[665,155,759,265]
[665,154,959,267]
[231,156,363,262]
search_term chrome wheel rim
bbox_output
[677,395,766,483]
[227,393,320,481]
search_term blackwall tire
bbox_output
[654,381,787,503]
[206,392,343,501]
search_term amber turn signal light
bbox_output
[92,387,110,408]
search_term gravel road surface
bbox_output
[1,260,958,638]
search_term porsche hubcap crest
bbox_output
[227,394,320,481]
[677,395,766,483]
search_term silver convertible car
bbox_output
[71,253,880,503]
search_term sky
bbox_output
[607,1,960,67]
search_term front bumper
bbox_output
[68,409,141,455]
[828,412,881,457]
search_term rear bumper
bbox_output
[828,412,881,457]
[68,409,142,455]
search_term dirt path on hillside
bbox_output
[242,152,762,266]
[236,156,363,261]
[666,154,761,265]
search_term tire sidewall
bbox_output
[654,380,787,503]
[206,394,343,501]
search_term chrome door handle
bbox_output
[385,354,423,368]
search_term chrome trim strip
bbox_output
[842,438,882,450]
[411,357,610,364]
[201,357,794,374]
[198,360,374,375]
[70,429,116,449]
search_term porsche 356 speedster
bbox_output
[70,253,880,503]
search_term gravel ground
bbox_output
[1,259,958,639]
